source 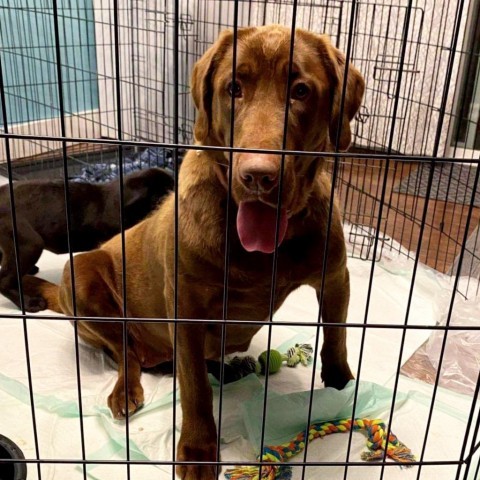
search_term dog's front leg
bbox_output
[315,265,354,390]
[167,300,217,480]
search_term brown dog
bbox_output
[0,168,173,312]
[28,26,364,479]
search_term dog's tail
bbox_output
[23,276,62,313]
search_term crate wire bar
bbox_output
[0,1,479,480]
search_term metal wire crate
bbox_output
[0,0,479,479]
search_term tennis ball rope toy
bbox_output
[224,418,416,480]
[228,344,314,377]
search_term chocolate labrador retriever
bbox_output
[0,167,173,312]
[27,26,364,479]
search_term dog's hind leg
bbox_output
[0,219,45,312]
[60,250,145,418]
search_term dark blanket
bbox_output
[71,147,179,183]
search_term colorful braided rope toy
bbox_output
[229,344,314,376]
[224,418,416,480]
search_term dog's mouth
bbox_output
[236,200,288,254]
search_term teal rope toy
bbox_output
[224,418,416,480]
[229,344,313,377]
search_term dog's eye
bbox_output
[291,83,310,100]
[227,81,242,98]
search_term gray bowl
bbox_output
[0,434,27,480]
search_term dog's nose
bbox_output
[239,156,279,193]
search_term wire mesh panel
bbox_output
[0,1,479,480]
[87,0,471,155]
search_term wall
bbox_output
[93,0,476,158]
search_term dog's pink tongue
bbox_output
[236,201,288,254]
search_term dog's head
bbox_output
[191,26,364,253]
[121,168,174,224]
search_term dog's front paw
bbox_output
[176,437,218,480]
[108,378,144,419]
[321,361,354,390]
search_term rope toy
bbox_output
[229,344,313,376]
[224,418,416,480]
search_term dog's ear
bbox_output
[191,30,233,143]
[122,177,149,208]
[122,171,155,207]
[122,169,174,208]
[315,34,365,151]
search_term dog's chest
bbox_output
[223,255,322,321]
[229,242,324,286]
[181,231,328,320]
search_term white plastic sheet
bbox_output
[0,229,478,479]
